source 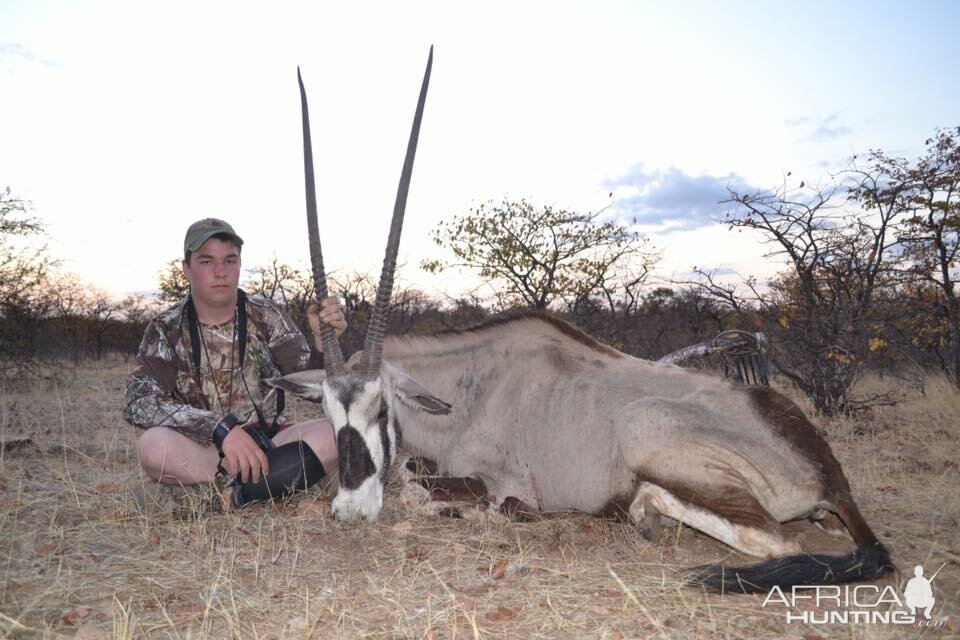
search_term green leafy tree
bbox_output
[849,126,960,387]
[156,259,190,305]
[422,199,657,310]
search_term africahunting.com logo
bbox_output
[762,562,949,627]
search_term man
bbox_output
[124,218,345,509]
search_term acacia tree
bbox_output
[156,259,190,305]
[115,294,155,358]
[689,178,901,414]
[849,127,960,387]
[326,269,442,355]
[247,257,311,307]
[245,261,442,358]
[0,188,47,307]
[42,275,125,361]
[0,188,53,379]
[422,198,658,310]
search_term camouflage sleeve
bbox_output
[264,303,313,375]
[122,319,219,444]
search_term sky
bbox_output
[1,0,958,302]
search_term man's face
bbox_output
[182,237,241,308]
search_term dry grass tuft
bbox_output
[1,360,957,638]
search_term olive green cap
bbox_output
[183,218,244,256]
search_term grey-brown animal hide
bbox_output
[372,313,819,519]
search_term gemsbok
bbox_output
[272,49,894,593]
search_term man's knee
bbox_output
[136,428,214,483]
[136,428,172,473]
[276,420,337,469]
[301,421,338,469]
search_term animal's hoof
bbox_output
[638,499,662,541]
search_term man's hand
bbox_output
[308,296,347,341]
[221,426,270,484]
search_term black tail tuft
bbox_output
[690,543,894,594]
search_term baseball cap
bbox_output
[183,218,244,256]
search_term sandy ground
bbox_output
[0,359,958,639]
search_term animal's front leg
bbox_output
[398,456,490,518]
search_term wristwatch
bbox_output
[212,413,241,451]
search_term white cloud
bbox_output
[606,165,753,231]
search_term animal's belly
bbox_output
[401,436,632,515]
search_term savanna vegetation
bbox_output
[3,129,958,414]
[0,128,957,637]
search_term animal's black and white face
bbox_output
[268,365,450,521]
[292,47,436,520]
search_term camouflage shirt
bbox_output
[123,293,315,444]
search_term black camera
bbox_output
[246,424,275,452]
[213,413,275,453]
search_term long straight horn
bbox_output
[358,46,433,379]
[299,67,346,376]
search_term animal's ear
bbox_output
[384,363,452,415]
[265,370,327,403]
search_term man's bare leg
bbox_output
[137,427,219,486]
[137,419,338,487]
[271,418,338,472]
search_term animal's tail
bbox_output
[692,495,894,594]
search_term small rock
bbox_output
[485,605,522,622]
[37,540,66,558]
[61,606,93,626]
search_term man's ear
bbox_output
[383,362,452,415]
[265,370,328,403]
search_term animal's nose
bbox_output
[332,505,360,522]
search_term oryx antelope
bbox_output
[273,50,893,593]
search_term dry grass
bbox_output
[1,360,958,639]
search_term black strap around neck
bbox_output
[186,290,247,385]
[185,289,283,426]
